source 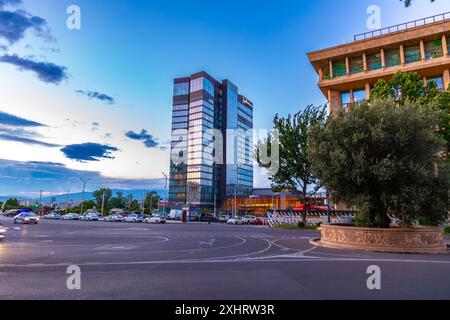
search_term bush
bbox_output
[297,221,305,228]
[309,98,448,228]
[444,226,450,235]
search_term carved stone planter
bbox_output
[312,224,448,253]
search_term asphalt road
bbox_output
[0,217,449,300]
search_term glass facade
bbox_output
[404,45,421,64]
[424,39,443,61]
[333,60,347,77]
[341,91,351,108]
[349,56,363,74]
[367,52,382,71]
[428,76,444,91]
[385,49,400,68]
[353,89,366,102]
[169,73,253,208]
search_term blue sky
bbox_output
[0,0,449,197]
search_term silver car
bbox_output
[0,224,6,240]
[14,213,40,225]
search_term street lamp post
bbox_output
[80,178,90,215]
[38,190,43,215]
[162,172,168,216]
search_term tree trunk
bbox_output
[302,186,307,225]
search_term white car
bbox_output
[80,212,100,221]
[44,212,61,220]
[105,214,125,222]
[219,216,231,223]
[242,215,257,224]
[144,215,166,224]
[227,216,245,225]
[124,213,144,223]
[0,224,6,240]
[13,213,40,224]
[62,213,81,220]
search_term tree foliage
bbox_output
[309,98,448,228]
[93,188,113,209]
[256,105,328,222]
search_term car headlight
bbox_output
[0,229,6,234]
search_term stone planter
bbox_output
[312,224,448,253]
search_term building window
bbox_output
[367,52,382,71]
[427,76,444,91]
[174,82,189,96]
[349,56,363,74]
[447,35,450,55]
[341,91,351,108]
[385,49,400,68]
[322,63,331,80]
[404,45,421,64]
[333,60,346,77]
[353,89,366,102]
[424,39,443,61]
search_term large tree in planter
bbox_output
[308,98,448,228]
[256,105,328,224]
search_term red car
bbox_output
[256,217,269,225]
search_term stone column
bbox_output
[345,56,350,75]
[442,34,448,57]
[381,48,385,69]
[318,68,323,81]
[365,83,371,99]
[328,90,342,116]
[400,45,405,65]
[329,60,333,79]
[420,40,425,61]
[444,69,450,91]
[363,52,367,72]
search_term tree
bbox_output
[401,0,435,7]
[4,198,19,210]
[256,105,328,223]
[93,188,112,210]
[371,71,450,157]
[144,192,160,214]
[110,192,126,209]
[308,98,448,228]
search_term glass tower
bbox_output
[169,72,253,208]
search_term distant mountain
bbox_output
[1,189,166,204]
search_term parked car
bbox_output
[80,212,100,221]
[227,216,245,225]
[62,213,81,220]
[2,209,21,217]
[242,215,257,224]
[219,215,231,223]
[256,217,269,225]
[105,214,125,222]
[13,212,40,224]
[44,212,61,220]
[144,215,166,224]
[124,213,144,223]
[0,223,6,240]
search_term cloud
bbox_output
[0,6,54,45]
[0,0,22,8]
[125,129,159,148]
[0,54,67,84]
[0,159,165,196]
[0,132,59,147]
[76,90,115,105]
[0,111,44,127]
[61,143,119,162]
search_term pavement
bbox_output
[0,216,449,300]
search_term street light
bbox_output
[80,178,90,215]
[162,172,168,216]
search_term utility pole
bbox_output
[80,178,90,215]
[234,184,237,217]
[101,190,105,216]
[39,190,43,215]
[162,172,168,216]
[149,192,153,214]
[214,193,217,217]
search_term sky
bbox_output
[0,0,449,198]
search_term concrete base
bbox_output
[312,224,449,254]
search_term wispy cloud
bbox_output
[0,133,59,147]
[0,111,44,127]
[0,159,165,196]
[0,54,67,84]
[125,129,160,148]
[0,1,55,46]
[61,143,119,162]
[76,90,115,105]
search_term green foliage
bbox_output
[93,188,112,209]
[110,191,126,209]
[144,192,161,214]
[309,98,448,228]
[444,226,450,235]
[297,221,305,228]
[4,198,20,210]
[256,105,328,220]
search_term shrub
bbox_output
[297,221,305,228]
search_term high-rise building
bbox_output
[169,71,254,209]
[307,13,450,114]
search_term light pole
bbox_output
[80,178,90,215]
[38,190,43,215]
[162,172,168,216]
[101,189,106,216]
